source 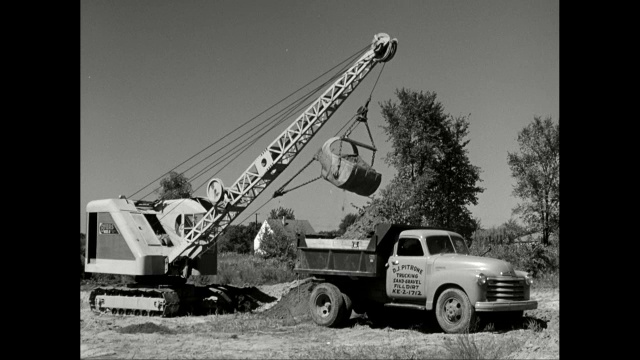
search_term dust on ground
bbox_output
[81,281,558,359]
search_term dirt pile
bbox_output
[260,281,314,323]
[340,201,387,239]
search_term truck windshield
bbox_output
[450,235,470,255]
[426,235,470,255]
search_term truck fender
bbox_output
[426,270,483,311]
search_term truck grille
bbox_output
[486,277,525,301]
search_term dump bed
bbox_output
[295,223,434,278]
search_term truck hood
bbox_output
[433,254,516,277]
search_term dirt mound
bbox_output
[116,322,174,334]
[260,281,314,323]
[340,201,387,239]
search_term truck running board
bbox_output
[383,303,426,311]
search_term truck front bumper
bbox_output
[474,300,538,312]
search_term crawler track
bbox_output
[89,286,181,317]
[88,283,268,317]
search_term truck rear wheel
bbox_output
[309,283,345,327]
[340,292,353,324]
[435,288,476,334]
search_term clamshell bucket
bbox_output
[316,137,381,196]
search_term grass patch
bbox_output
[532,270,559,290]
[442,332,524,359]
[193,252,297,286]
[82,252,296,288]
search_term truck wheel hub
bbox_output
[444,298,462,323]
[314,294,332,318]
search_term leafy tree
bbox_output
[338,213,358,235]
[507,116,559,246]
[471,218,525,247]
[218,223,259,253]
[157,171,193,200]
[372,88,484,238]
[258,225,297,269]
[269,206,295,220]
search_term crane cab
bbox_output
[84,197,218,276]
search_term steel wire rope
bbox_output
[137,54,361,201]
[144,84,322,200]
[262,61,389,199]
[235,53,392,227]
[188,79,338,196]
[154,92,315,222]
[153,50,363,222]
[127,44,370,200]
[185,71,342,187]
[202,65,367,226]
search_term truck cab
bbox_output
[295,223,537,333]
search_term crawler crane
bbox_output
[84,33,398,316]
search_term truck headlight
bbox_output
[525,274,533,286]
[476,273,487,286]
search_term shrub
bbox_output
[258,226,297,269]
[443,332,523,359]
[469,241,558,278]
[212,252,297,286]
[217,224,258,254]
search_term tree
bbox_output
[507,116,559,246]
[218,223,259,253]
[372,88,484,238]
[157,171,193,200]
[258,224,297,269]
[338,213,358,235]
[269,206,295,220]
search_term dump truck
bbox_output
[295,223,538,333]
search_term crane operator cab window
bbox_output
[175,214,203,237]
[397,237,424,257]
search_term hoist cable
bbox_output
[152,47,366,221]
[128,44,370,199]
[272,158,320,198]
[187,67,346,188]
[138,49,363,200]
[153,63,355,221]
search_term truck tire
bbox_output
[435,288,476,334]
[309,283,345,327]
[340,292,353,324]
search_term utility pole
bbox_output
[255,213,259,232]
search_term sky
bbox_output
[81,0,559,233]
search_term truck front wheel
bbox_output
[435,288,476,334]
[309,283,345,327]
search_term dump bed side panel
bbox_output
[296,244,379,277]
[295,224,437,278]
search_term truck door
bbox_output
[386,236,427,302]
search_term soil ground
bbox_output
[80,280,559,359]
